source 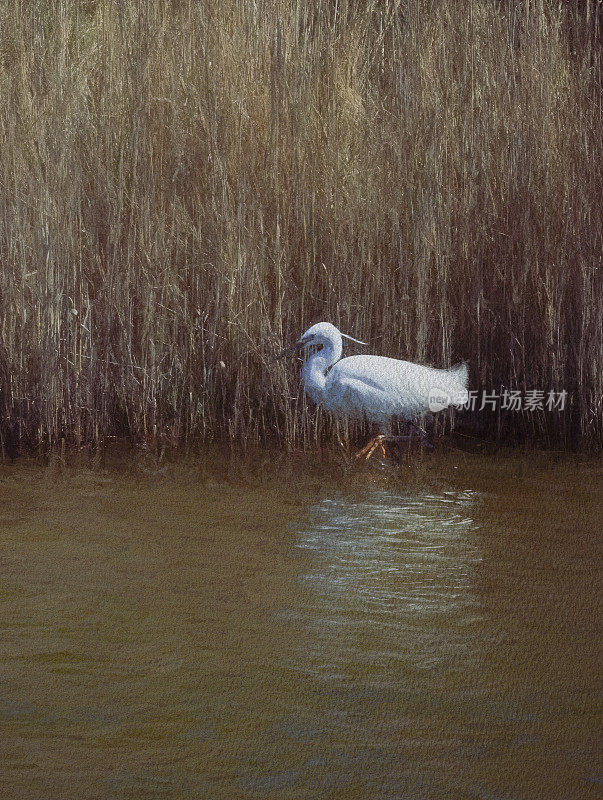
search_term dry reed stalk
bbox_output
[0,0,600,455]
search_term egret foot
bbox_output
[410,423,434,449]
[355,434,387,460]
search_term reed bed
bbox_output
[0,0,601,455]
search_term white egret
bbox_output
[290,321,469,459]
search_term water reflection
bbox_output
[290,489,483,680]
[1,458,599,800]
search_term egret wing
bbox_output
[324,355,428,421]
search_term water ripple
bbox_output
[288,489,483,677]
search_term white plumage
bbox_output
[294,322,468,456]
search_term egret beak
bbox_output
[277,343,298,359]
[341,333,368,346]
[277,336,309,360]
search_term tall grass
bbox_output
[0,0,601,454]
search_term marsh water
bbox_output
[0,449,600,799]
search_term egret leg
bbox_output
[387,424,433,450]
[355,434,387,460]
[410,422,434,449]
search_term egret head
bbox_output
[294,322,367,358]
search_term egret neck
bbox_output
[301,336,342,404]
